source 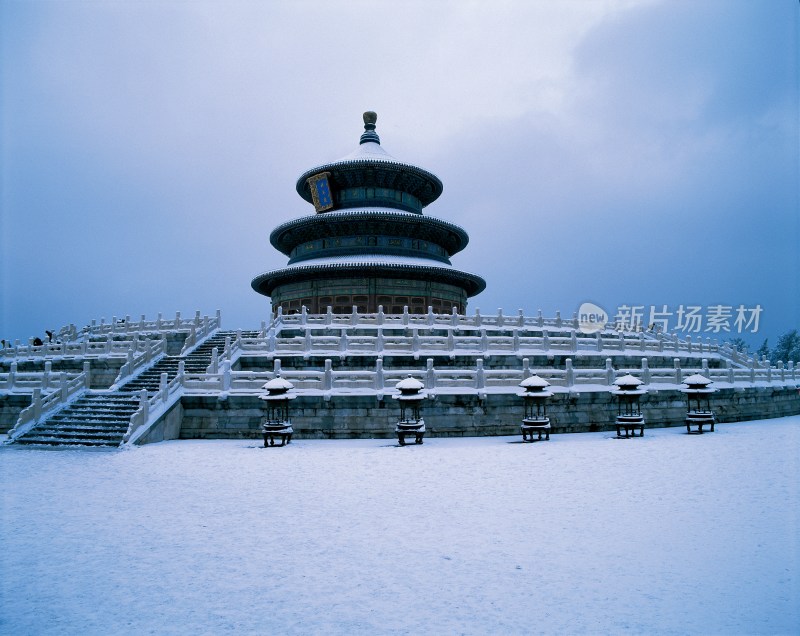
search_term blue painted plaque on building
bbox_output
[307,172,334,212]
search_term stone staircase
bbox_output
[11,330,256,448]
[13,393,141,447]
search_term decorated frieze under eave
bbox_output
[270,211,470,256]
[251,262,486,298]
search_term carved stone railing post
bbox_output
[139,389,149,424]
[674,358,682,384]
[565,358,574,387]
[324,359,332,391]
[426,358,435,390]
[32,388,42,422]
[606,358,614,385]
[475,359,485,389]
[221,360,231,391]
[641,358,650,385]
[375,359,384,390]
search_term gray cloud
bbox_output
[1,0,796,347]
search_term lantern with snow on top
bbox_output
[393,375,426,445]
[258,375,296,447]
[681,373,716,434]
[611,374,646,437]
[518,374,553,441]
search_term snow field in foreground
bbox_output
[1,417,798,635]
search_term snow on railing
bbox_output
[0,333,170,362]
[178,357,797,397]
[111,338,168,388]
[75,310,221,340]
[123,362,186,445]
[267,307,771,369]
[203,331,242,373]
[178,310,223,356]
[5,364,92,443]
[234,328,735,360]
[0,361,87,393]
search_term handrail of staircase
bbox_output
[0,361,84,393]
[5,363,92,443]
[205,333,242,374]
[123,362,185,445]
[111,338,167,388]
[179,311,222,356]
[28,310,223,342]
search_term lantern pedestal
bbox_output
[261,421,293,447]
[615,414,644,438]
[521,417,550,442]
[395,418,426,446]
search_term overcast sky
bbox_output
[2,0,797,348]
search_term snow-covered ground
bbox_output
[2,418,798,635]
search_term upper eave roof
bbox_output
[295,141,444,207]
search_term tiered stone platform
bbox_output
[2,309,798,446]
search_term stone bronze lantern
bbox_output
[258,375,296,447]
[611,374,647,437]
[682,373,717,434]
[518,374,553,442]
[393,375,426,445]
